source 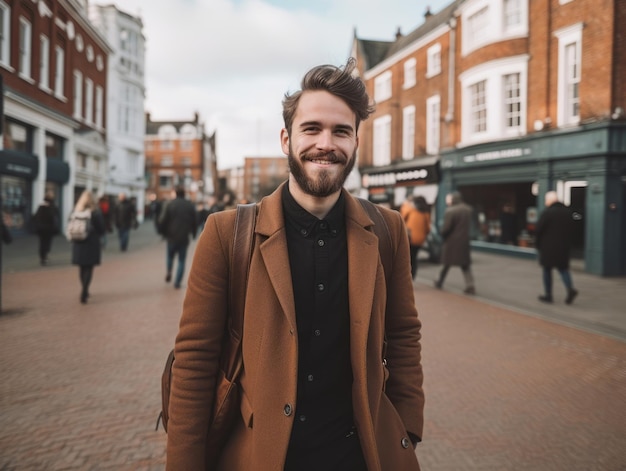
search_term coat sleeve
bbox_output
[382,209,425,441]
[166,211,234,470]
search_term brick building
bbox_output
[1,0,110,234]
[144,112,210,204]
[354,0,626,276]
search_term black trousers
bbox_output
[38,233,53,261]
[79,265,94,295]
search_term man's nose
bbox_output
[316,130,336,151]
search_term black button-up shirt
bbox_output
[282,186,357,461]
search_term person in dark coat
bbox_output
[70,190,106,304]
[434,191,476,294]
[535,191,578,304]
[158,186,197,289]
[114,192,137,252]
[33,191,60,265]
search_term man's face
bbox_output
[281,90,358,198]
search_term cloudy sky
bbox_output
[100,0,450,169]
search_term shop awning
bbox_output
[0,149,39,180]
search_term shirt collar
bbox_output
[281,184,345,237]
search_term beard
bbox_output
[288,146,356,198]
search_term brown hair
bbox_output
[282,57,375,135]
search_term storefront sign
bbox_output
[362,164,439,188]
[0,150,39,179]
[463,147,531,163]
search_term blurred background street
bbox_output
[1,223,625,470]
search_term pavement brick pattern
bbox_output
[1,228,625,470]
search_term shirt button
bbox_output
[317,239,325,247]
[307,374,314,382]
[401,437,411,449]
[320,222,327,230]
[299,415,307,422]
[314,329,321,336]
[300,228,307,236]
[284,404,293,416]
[317,283,325,291]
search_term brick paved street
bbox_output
[1,227,625,470]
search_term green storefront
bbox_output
[438,121,626,277]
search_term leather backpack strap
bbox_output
[358,198,393,285]
[224,203,257,380]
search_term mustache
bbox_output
[302,151,346,163]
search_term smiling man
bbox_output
[166,59,425,471]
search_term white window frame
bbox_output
[403,58,416,89]
[426,43,442,78]
[18,17,32,80]
[503,72,522,131]
[95,85,103,129]
[73,70,82,119]
[84,78,94,125]
[39,34,50,90]
[555,23,582,127]
[402,106,415,159]
[54,45,65,98]
[459,56,529,145]
[373,115,392,167]
[426,95,441,155]
[374,70,392,103]
[461,0,528,56]
[0,1,11,68]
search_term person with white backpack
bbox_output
[69,190,105,304]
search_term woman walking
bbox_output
[33,191,60,265]
[70,190,105,304]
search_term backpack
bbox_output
[66,210,92,241]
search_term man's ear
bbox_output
[280,128,290,155]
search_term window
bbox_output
[467,6,489,50]
[85,78,93,124]
[18,17,32,79]
[181,156,192,167]
[460,56,528,144]
[504,73,521,129]
[426,95,441,154]
[45,132,64,159]
[373,115,391,166]
[403,58,416,89]
[503,0,522,30]
[0,1,9,67]
[73,70,82,119]
[126,151,139,173]
[54,45,65,97]
[426,43,442,78]
[402,106,415,159]
[470,80,487,134]
[161,155,173,166]
[555,23,582,126]
[77,152,88,169]
[374,71,392,103]
[39,35,50,89]
[95,86,103,128]
[4,119,33,152]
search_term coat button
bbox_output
[401,437,411,449]
[283,404,293,416]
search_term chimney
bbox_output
[424,6,433,20]
[194,111,199,123]
[395,27,402,40]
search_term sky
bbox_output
[100,0,451,170]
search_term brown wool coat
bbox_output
[166,183,425,471]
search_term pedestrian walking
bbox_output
[434,191,476,295]
[114,192,137,251]
[158,186,197,289]
[69,190,105,304]
[165,58,424,471]
[535,191,579,304]
[98,194,113,248]
[32,191,60,265]
[401,195,431,279]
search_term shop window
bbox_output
[402,106,415,159]
[45,132,64,159]
[4,120,33,152]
